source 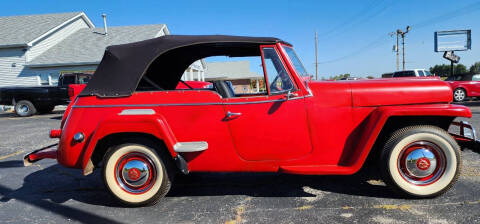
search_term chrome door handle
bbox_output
[226,111,242,118]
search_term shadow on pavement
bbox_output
[0,160,24,168]
[0,162,399,212]
[0,110,65,118]
[169,166,400,199]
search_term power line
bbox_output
[318,1,480,65]
[323,1,392,39]
[318,0,385,37]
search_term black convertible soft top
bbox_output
[79,35,288,97]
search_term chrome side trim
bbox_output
[174,141,208,152]
[73,96,306,108]
[118,109,156,115]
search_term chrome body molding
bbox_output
[73,95,309,109]
[174,141,208,153]
[118,109,156,115]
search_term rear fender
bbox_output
[339,104,471,173]
[80,113,178,175]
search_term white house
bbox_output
[0,12,205,87]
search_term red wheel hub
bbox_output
[416,158,431,170]
[114,152,157,194]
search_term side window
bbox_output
[60,75,76,86]
[417,71,425,76]
[78,75,92,84]
[473,75,480,81]
[38,74,49,85]
[262,47,294,94]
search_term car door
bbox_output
[223,45,312,161]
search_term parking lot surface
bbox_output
[0,105,479,223]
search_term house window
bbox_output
[39,74,49,85]
[50,73,60,85]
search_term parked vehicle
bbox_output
[0,73,92,117]
[445,74,480,102]
[390,69,433,78]
[24,35,478,206]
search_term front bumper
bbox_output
[449,121,480,152]
[23,143,58,166]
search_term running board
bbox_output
[173,141,208,152]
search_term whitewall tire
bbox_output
[380,125,461,197]
[102,142,173,206]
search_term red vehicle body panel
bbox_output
[41,43,472,176]
[447,80,480,97]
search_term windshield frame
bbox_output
[281,45,310,77]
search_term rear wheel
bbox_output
[102,142,173,206]
[380,125,461,198]
[14,100,36,117]
[453,88,466,102]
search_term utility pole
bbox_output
[396,33,399,71]
[315,31,318,80]
[396,26,411,71]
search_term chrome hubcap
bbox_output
[454,90,465,101]
[18,105,29,114]
[405,149,436,177]
[398,141,446,185]
[115,152,156,194]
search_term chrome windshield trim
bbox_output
[72,96,306,108]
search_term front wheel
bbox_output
[380,125,461,198]
[453,88,466,102]
[102,142,173,206]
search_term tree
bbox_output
[470,62,480,74]
[329,73,350,80]
[430,63,468,77]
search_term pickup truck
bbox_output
[24,35,479,207]
[382,69,433,78]
[0,73,91,116]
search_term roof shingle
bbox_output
[28,24,165,67]
[0,12,83,47]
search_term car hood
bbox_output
[348,77,452,107]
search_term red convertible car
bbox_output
[24,35,478,206]
[445,74,480,102]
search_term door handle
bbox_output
[226,111,242,118]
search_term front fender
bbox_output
[340,103,471,173]
[80,113,178,174]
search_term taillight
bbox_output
[50,129,61,138]
[68,87,74,98]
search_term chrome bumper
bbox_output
[449,121,480,152]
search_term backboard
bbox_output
[434,30,471,52]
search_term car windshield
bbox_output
[282,46,309,77]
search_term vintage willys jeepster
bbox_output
[24,35,479,206]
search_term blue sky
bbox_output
[2,0,479,78]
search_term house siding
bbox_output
[27,17,90,61]
[0,48,38,86]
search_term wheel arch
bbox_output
[338,104,470,174]
[77,115,179,176]
[453,86,468,96]
[90,132,174,169]
[363,115,455,168]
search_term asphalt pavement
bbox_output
[0,105,479,223]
